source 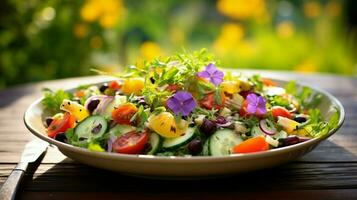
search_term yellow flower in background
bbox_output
[294,60,318,73]
[217,0,266,20]
[139,41,162,62]
[73,23,88,38]
[276,21,295,39]
[303,1,321,18]
[80,0,125,29]
[214,23,244,54]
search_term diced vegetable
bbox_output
[209,129,243,156]
[112,103,138,125]
[277,116,300,134]
[47,113,76,138]
[112,130,149,154]
[148,112,188,138]
[121,78,145,95]
[233,136,269,154]
[162,127,196,150]
[74,115,108,140]
[60,99,90,122]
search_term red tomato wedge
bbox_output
[47,113,76,138]
[271,106,292,119]
[233,136,269,154]
[200,92,226,110]
[108,80,122,90]
[113,131,150,154]
[112,103,138,125]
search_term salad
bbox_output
[41,50,339,156]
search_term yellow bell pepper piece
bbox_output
[121,78,145,95]
[221,80,241,94]
[60,99,89,122]
[148,112,188,138]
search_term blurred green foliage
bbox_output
[0,0,356,90]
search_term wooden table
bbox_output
[0,72,356,200]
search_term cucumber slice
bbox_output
[75,115,108,140]
[147,132,162,155]
[162,128,196,150]
[202,138,211,156]
[251,126,264,137]
[109,124,135,136]
[210,129,243,156]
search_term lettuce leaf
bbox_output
[41,88,72,114]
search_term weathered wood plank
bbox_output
[4,162,355,192]
[17,189,357,200]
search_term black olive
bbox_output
[91,123,103,134]
[200,118,217,136]
[87,99,100,113]
[279,136,300,147]
[294,116,307,123]
[187,139,203,155]
[99,83,109,93]
[55,132,67,143]
[45,117,53,127]
[150,77,155,84]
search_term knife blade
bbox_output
[0,139,49,200]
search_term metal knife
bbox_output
[0,139,49,200]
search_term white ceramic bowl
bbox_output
[24,78,345,178]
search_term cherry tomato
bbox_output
[271,106,292,119]
[233,136,269,154]
[261,78,277,86]
[109,81,122,90]
[200,92,226,110]
[112,103,138,125]
[113,131,150,154]
[47,113,76,138]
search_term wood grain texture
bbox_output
[0,72,356,199]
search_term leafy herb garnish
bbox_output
[41,88,72,114]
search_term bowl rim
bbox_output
[23,76,345,163]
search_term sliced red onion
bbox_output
[215,116,234,128]
[107,135,117,152]
[259,119,277,135]
[93,96,114,115]
[84,95,106,108]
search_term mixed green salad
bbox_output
[41,50,340,156]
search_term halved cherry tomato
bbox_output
[261,78,277,86]
[108,80,122,90]
[233,136,269,154]
[113,131,149,154]
[112,103,138,125]
[271,106,292,119]
[200,92,226,110]
[47,113,76,138]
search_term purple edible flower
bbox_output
[167,91,196,116]
[246,93,267,115]
[197,63,224,86]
